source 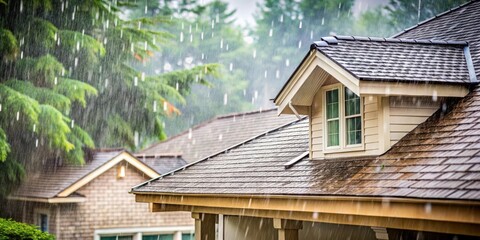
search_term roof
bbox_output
[393,0,480,80]
[139,108,298,162]
[310,35,473,84]
[133,86,480,200]
[12,149,170,200]
[137,154,187,174]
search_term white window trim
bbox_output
[34,208,50,233]
[94,226,195,240]
[323,83,364,153]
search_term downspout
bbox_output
[288,101,302,120]
[464,45,478,84]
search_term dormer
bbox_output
[274,36,476,159]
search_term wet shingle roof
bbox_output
[393,0,480,80]
[311,35,472,84]
[133,87,480,200]
[139,108,298,162]
[12,150,186,199]
[13,150,123,199]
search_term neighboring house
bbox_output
[139,108,298,162]
[2,149,193,240]
[132,2,480,240]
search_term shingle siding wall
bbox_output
[389,96,442,146]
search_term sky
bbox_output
[215,0,387,26]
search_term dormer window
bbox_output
[324,85,363,151]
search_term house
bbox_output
[2,149,194,240]
[139,108,297,162]
[132,1,480,240]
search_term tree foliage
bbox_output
[0,0,217,197]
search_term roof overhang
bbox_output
[7,196,87,203]
[135,193,480,237]
[274,50,470,115]
[57,151,160,197]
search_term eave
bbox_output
[7,196,87,203]
[135,192,480,237]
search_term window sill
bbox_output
[323,144,365,154]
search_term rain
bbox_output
[0,0,476,240]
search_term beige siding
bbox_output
[310,91,323,158]
[364,96,379,154]
[389,96,441,146]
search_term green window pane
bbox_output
[182,233,194,240]
[346,117,362,145]
[100,237,116,240]
[326,89,339,119]
[345,87,360,116]
[118,237,133,240]
[143,235,173,240]
[327,120,339,147]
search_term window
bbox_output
[34,209,49,233]
[143,234,173,240]
[100,236,133,240]
[324,85,363,150]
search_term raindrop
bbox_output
[201,32,204,40]
[71,11,75,21]
[105,78,108,88]
[298,40,302,48]
[189,25,192,33]
[195,75,199,82]
[299,21,302,29]
[264,70,267,79]
[35,139,38,148]
[134,76,138,86]
[310,30,314,40]
[144,5,148,14]
[103,37,107,45]
[201,53,205,60]
[254,91,258,99]
[33,124,36,132]
[229,63,233,71]
[54,77,58,85]
[312,212,319,219]
[220,39,224,49]
[120,29,123,38]
[144,41,147,50]
[76,41,80,51]
[253,49,257,59]
[176,82,179,91]
[432,90,438,101]
[269,28,273,37]
[0,104,2,112]
[321,17,325,25]
[279,14,284,22]
[180,32,184,42]
[190,34,193,42]
[71,119,74,128]
[425,203,432,214]
[243,89,246,96]
[226,44,229,51]
[276,70,280,79]
[19,0,23,12]
[74,57,78,67]
[141,72,145,81]
[211,20,215,29]
[134,131,139,147]
[223,93,228,105]
[188,128,193,139]
[285,59,290,67]
[20,51,23,59]
[163,101,167,111]
[138,21,142,30]
[153,101,157,112]
[16,111,20,121]
[218,134,223,141]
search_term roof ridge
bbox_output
[391,0,476,38]
[311,35,468,50]
[138,108,278,154]
[216,108,276,119]
[131,117,305,192]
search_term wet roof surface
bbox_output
[394,0,480,80]
[133,86,480,200]
[139,108,298,162]
[13,150,186,199]
[311,35,471,84]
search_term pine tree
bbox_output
[0,0,218,197]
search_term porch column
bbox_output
[273,219,303,240]
[192,212,216,240]
[371,227,389,240]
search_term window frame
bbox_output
[322,84,364,153]
[34,208,50,233]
